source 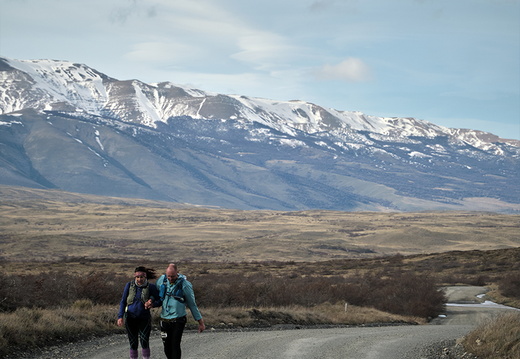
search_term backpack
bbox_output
[126,281,150,309]
[159,275,185,303]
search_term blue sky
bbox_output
[1,0,519,139]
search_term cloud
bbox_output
[109,0,157,25]
[309,0,337,12]
[314,58,373,82]
[124,41,206,65]
[231,31,300,71]
[116,1,302,75]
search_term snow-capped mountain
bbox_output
[1,57,519,212]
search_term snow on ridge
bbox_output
[228,94,452,140]
[94,129,104,151]
[176,84,213,98]
[0,58,480,140]
[409,151,432,158]
[132,81,162,127]
[228,95,343,137]
[4,57,108,114]
[3,57,517,156]
[0,119,22,126]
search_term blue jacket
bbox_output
[156,274,203,321]
[118,281,161,320]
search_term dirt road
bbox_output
[70,325,474,359]
[20,286,518,359]
[431,286,518,326]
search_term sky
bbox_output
[1,0,519,140]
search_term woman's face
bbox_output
[134,271,147,285]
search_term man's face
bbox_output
[166,268,178,284]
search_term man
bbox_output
[156,263,205,359]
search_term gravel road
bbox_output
[16,286,518,359]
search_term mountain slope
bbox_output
[0,57,519,212]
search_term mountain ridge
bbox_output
[3,57,518,146]
[1,56,519,212]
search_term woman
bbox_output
[118,266,162,359]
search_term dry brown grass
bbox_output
[462,312,520,359]
[1,186,519,358]
[483,285,520,309]
[0,301,120,356]
[1,191,519,264]
[0,302,419,357]
[191,303,423,329]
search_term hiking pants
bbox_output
[160,316,187,359]
[124,314,152,350]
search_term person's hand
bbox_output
[144,299,153,309]
[117,318,124,327]
[198,319,206,333]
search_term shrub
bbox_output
[76,272,126,305]
[2,271,128,312]
[2,266,445,320]
[71,299,94,310]
[193,270,445,319]
[330,270,446,319]
[499,272,520,299]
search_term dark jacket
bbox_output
[118,280,161,320]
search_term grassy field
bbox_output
[1,186,519,264]
[1,185,519,358]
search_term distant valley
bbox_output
[1,186,518,263]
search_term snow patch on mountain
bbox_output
[4,58,108,114]
[1,56,519,159]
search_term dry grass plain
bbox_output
[1,185,519,266]
[2,186,520,358]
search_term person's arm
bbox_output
[117,282,130,326]
[197,318,206,333]
[183,281,205,332]
[146,284,162,308]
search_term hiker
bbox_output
[157,263,205,359]
[117,266,161,359]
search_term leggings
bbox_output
[160,317,187,359]
[124,314,152,350]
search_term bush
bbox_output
[76,272,126,305]
[499,272,520,299]
[2,267,445,320]
[1,271,128,312]
[332,270,446,319]
[193,270,445,319]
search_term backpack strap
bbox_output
[126,281,150,307]
[159,275,185,303]
[172,277,185,303]
[159,275,168,301]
